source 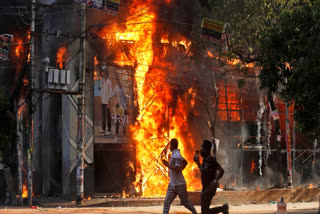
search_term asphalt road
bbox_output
[0,202,319,214]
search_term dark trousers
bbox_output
[163,184,197,214]
[201,186,224,214]
[116,121,125,135]
[102,104,111,132]
[115,115,126,136]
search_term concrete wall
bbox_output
[33,0,95,197]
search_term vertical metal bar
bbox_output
[285,103,292,187]
[313,140,317,180]
[240,97,243,188]
[224,79,230,121]
[293,120,296,187]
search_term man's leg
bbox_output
[101,104,106,131]
[201,191,212,214]
[113,117,120,142]
[207,187,227,214]
[116,118,119,135]
[176,184,197,214]
[207,203,228,214]
[123,124,126,136]
[163,184,177,214]
[208,206,224,214]
[202,187,228,214]
[107,106,112,132]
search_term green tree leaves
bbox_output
[260,1,320,138]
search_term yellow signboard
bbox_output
[201,18,224,41]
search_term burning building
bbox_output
[0,0,319,203]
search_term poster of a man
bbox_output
[100,65,112,136]
[94,64,132,144]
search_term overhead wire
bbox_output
[6,2,264,119]
[12,1,260,98]
[91,66,262,98]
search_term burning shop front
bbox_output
[44,0,320,198]
[88,0,320,197]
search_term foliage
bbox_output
[192,0,319,138]
[205,0,298,62]
[259,1,320,138]
[196,0,320,139]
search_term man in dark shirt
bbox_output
[194,140,229,214]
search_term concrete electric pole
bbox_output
[76,2,86,205]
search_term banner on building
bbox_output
[0,34,13,61]
[75,0,120,16]
[201,18,224,42]
[93,66,133,144]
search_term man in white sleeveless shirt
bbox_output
[162,138,197,214]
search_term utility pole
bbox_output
[16,111,23,206]
[76,2,86,205]
[27,0,36,207]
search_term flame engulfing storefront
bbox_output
[90,0,320,196]
[89,0,319,197]
[92,0,203,196]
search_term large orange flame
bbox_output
[100,0,201,196]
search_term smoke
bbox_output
[256,92,265,176]
[157,0,208,39]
